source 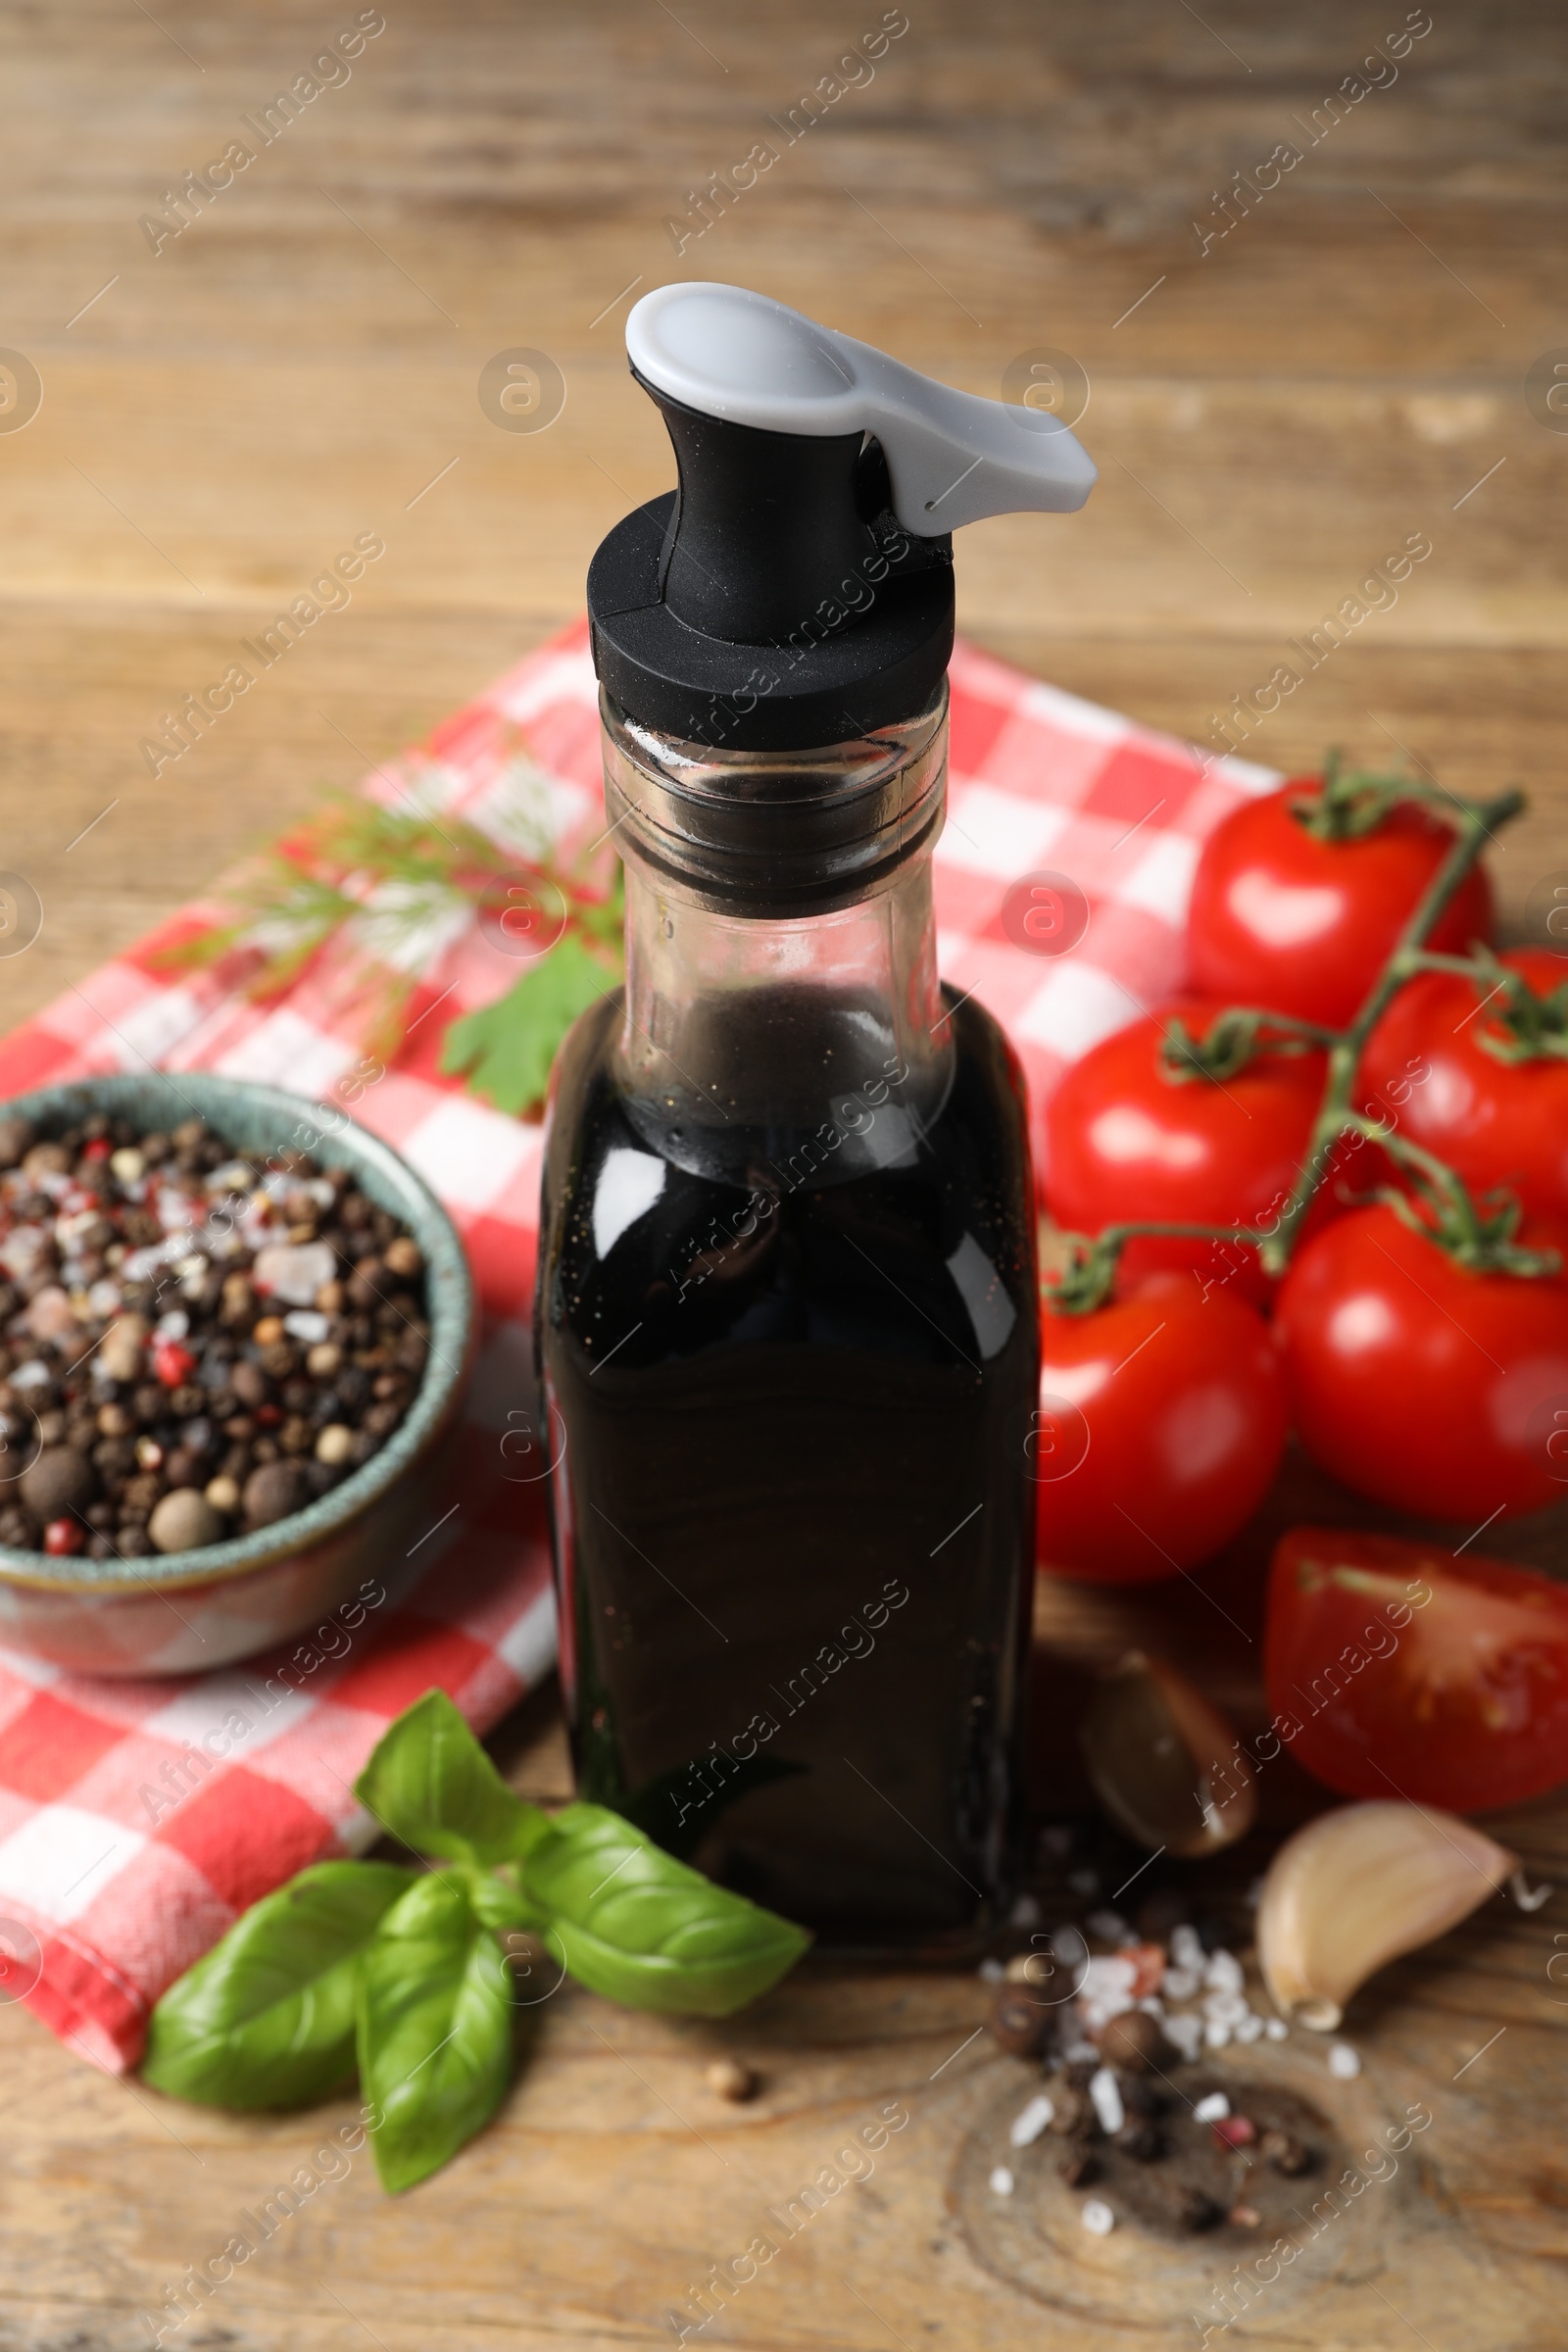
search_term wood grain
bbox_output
[2,2,1567,2344]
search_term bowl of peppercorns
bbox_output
[0,1073,474,1674]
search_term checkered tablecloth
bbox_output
[0,618,1276,2074]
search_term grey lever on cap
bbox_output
[625,281,1096,532]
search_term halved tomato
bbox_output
[1263,1527,1568,1813]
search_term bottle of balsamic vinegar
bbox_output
[535,283,1096,1950]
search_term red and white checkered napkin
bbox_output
[0,620,1275,2074]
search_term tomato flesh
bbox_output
[1264,1526,1568,1811]
[1036,1273,1287,1582]
[1187,781,1494,1029]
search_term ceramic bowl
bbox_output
[0,1072,474,1675]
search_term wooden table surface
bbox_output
[3,3,1568,2345]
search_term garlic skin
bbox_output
[1258,1801,1515,2032]
[1079,1651,1257,1856]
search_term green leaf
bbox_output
[142,1860,416,2109]
[358,1873,514,2193]
[523,1803,810,2017]
[354,1689,546,1867]
[439,934,615,1115]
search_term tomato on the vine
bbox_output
[1360,950,1568,1222]
[1187,776,1494,1028]
[1044,998,1342,1303]
[1034,1273,1287,1582]
[1264,1527,1568,1813]
[1274,1202,1568,1522]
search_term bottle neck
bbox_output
[609,701,953,1184]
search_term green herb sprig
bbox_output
[142,1690,809,2192]
[164,754,624,1117]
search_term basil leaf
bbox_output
[354,1688,546,1866]
[469,1867,541,1932]
[358,1873,514,2193]
[524,1803,810,2017]
[439,935,616,1117]
[142,1860,416,2109]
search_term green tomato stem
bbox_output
[1062,778,1530,1298]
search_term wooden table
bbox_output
[3,3,1567,2343]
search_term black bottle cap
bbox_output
[586,284,1095,755]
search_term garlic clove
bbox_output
[1079,1651,1257,1857]
[1257,1800,1514,2033]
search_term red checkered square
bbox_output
[0,1695,127,1802]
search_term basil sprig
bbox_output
[141,1690,809,2191]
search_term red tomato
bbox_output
[1274,1202,1568,1523]
[1044,998,1336,1304]
[1035,1273,1287,1582]
[1360,950,1568,1222]
[1187,779,1494,1028]
[1264,1527,1568,1812]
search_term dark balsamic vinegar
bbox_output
[535,985,1038,1950]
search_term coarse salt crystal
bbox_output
[9,1359,52,1389]
[283,1309,330,1345]
[977,1956,1005,1984]
[1081,2198,1115,2236]
[1193,2091,1230,2124]
[1264,2018,1288,2041]
[1085,1908,1129,1943]
[989,2166,1014,2196]
[253,1240,336,1306]
[1328,2042,1361,2080]
[1203,1949,1244,1995]
[1203,1989,1249,2028]
[1161,1966,1200,2001]
[154,1309,189,1339]
[1088,2068,1124,2134]
[1169,1925,1205,1974]
[1203,2018,1232,2050]
[1009,2094,1054,2147]
[1164,2013,1203,2061]
[1009,1893,1042,1929]
[1234,2012,1265,2043]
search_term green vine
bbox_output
[1047,776,1536,1312]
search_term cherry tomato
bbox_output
[1264,1526,1568,1812]
[1044,998,1337,1304]
[1274,1202,1568,1523]
[1360,950,1568,1222]
[1187,779,1494,1029]
[1034,1273,1287,1582]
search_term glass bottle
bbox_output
[534,280,1094,1951]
